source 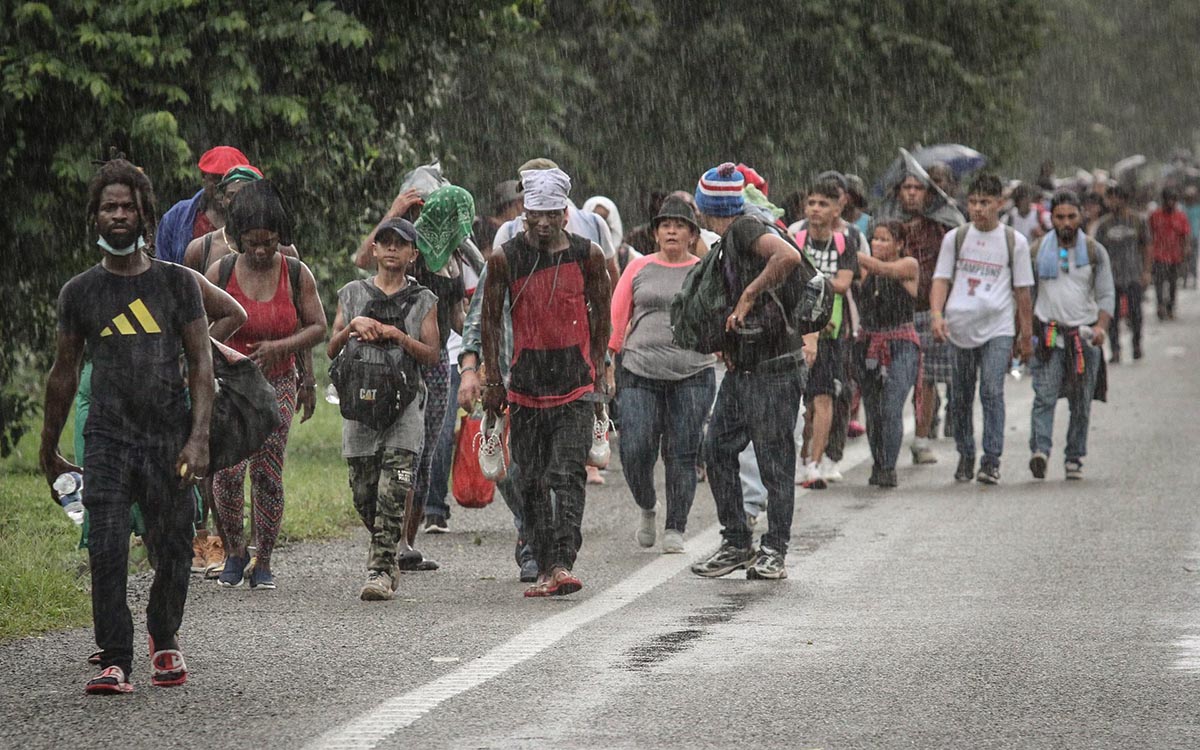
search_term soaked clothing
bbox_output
[859,274,915,330]
[903,216,952,313]
[56,259,204,677]
[349,448,417,572]
[336,279,438,458]
[504,232,596,408]
[223,256,298,379]
[57,260,204,449]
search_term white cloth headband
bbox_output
[521,168,571,211]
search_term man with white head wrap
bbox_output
[480,167,611,598]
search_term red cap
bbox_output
[197,146,250,175]
[735,163,768,196]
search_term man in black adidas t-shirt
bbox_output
[40,159,215,695]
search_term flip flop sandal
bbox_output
[546,571,582,597]
[85,666,134,695]
[150,649,188,687]
[523,580,553,598]
[87,650,103,665]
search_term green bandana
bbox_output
[218,166,263,188]
[415,185,475,272]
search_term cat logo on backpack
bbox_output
[359,388,377,402]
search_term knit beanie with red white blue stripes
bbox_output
[695,162,746,217]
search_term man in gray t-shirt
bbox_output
[1094,185,1151,362]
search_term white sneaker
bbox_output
[475,411,508,481]
[818,456,843,482]
[794,457,810,485]
[636,509,656,547]
[588,405,614,468]
[662,529,684,554]
[800,462,826,490]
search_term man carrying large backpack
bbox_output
[687,163,818,582]
[930,174,1035,485]
[328,218,440,601]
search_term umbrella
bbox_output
[1112,154,1146,180]
[909,144,988,178]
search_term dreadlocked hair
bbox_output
[87,155,159,257]
[225,179,293,248]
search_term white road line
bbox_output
[308,437,879,749]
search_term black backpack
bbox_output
[209,339,283,470]
[328,282,424,431]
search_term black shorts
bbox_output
[805,336,844,399]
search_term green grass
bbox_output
[0,387,359,642]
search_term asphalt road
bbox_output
[4,292,1200,750]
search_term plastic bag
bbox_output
[452,413,494,508]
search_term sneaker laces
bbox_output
[592,409,614,443]
[473,414,505,457]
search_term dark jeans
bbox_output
[705,367,805,555]
[510,400,592,572]
[1153,260,1181,316]
[861,340,920,471]
[950,336,1013,465]
[83,437,194,675]
[423,366,460,519]
[1110,283,1144,357]
[618,367,715,532]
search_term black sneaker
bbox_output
[690,542,755,578]
[423,515,449,534]
[518,556,539,583]
[976,461,1000,485]
[1064,459,1083,480]
[1029,452,1047,479]
[878,469,898,488]
[868,465,880,486]
[746,546,787,580]
[954,455,975,483]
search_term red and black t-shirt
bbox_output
[503,232,595,408]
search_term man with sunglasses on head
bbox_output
[1026,191,1115,481]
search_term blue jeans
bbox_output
[705,367,805,555]
[423,366,460,519]
[618,367,715,532]
[950,336,1013,465]
[1028,343,1101,462]
[861,340,919,471]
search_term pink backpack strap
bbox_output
[792,227,847,255]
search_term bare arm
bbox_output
[481,250,510,415]
[182,235,206,272]
[38,330,85,494]
[176,316,214,483]
[186,267,246,342]
[328,303,351,360]
[929,277,951,341]
[858,254,920,297]
[728,232,803,330]
[1013,286,1033,363]
[585,244,613,384]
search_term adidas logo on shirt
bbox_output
[99,298,162,337]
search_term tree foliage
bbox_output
[2,0,1051,455]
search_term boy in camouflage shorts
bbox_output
[328,218,440,600]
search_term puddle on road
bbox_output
[618,591,759,672]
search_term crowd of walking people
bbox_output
[38,143,1199,693]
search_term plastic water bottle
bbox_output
[1009,356,1024,381]
[325,383,340,405]
[53,471,85,525]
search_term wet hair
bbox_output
[1011,182,1036,203]
[1049,190,1082,211]
[1163,186,1179,203]
[805,179,843,201]
[87,156,158,257]
[967,173,1003,198]
[871,219,908,252]
[225,180,293,246]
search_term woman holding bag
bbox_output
[206,181,326,590]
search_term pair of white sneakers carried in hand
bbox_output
[475,405,613,482]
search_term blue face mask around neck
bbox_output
[97,235,146,257]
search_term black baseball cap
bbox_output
[375,217,419,244]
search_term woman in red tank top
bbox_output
[204,182,326,590]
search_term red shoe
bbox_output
[150,649,188,687]
[85,666,134,695]
[545,568,582,596]
[847,420,866,438]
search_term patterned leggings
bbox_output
[412,349,451,513]
[213,370,296,568]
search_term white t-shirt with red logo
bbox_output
[933,224,1034,349]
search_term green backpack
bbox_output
[669,240,734,354]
